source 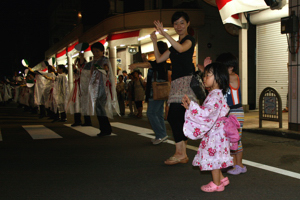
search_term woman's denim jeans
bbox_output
[147,99,167,139]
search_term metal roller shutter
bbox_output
[256,21,289,109]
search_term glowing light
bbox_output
[138,29,168,41]
[72,53,79,58]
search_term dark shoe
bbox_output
[31,110,38,114]
[51,118,60,123]
[97,132,111,137]
[81,123,92,126]
[152,136,168,145]
[71,123,81,127]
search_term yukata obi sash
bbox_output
[217,115,240,150]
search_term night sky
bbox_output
[1,1,49,79]
[0,0,112,79]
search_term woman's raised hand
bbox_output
[128,64,135,71]
[153,20,165,36]
[150,31,157,43]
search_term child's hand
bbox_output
[204,57,212,67]
[197,64,204,72]
[181,95,191,109]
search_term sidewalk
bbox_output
[134,103,300,140]
[243,110,300,140]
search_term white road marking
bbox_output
[111,122,154,135]
[65,124,116,136]
[111,122,300,180]
[242,160,300,180]
[22,125,62,140]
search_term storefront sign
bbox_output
[264,96,276,115]
[128,47,138,54]
[259,87,282,128]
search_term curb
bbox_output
[243,128,300,140]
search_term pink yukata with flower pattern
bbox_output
[183,89,233,171]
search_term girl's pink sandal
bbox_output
[201,181,225,192]
[220,177,230,186]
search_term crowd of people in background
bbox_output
[0,11,247,193]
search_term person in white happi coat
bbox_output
[44,65,69,122]
[0,80,12,105]
[44,65,56,119]
[20,72,36,112]
[67,53,92,126]
[80,42,119,136]
[3,80,12,103]
[12,72,23,104]
[34,70,48,118]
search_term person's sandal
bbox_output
[201,181,225,192]
[164,156,189,165]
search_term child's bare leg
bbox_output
[231,154,237,166]
[231,152,244,168]
[211,169,221,186]
[236,152,244,167]
[220,170,225,180]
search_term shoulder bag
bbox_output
[152,64,170,100]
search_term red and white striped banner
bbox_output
[216,0,269,27]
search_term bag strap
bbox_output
[139,78,145,91]
[153,68,157,82]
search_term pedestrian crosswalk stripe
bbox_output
[111,122,155,140]
[111,122,154,135]
[111,122,300,180]
[64,124,116,136]
[22,125,62,140]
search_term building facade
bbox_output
[41,0,289,111]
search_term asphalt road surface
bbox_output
[0,103,299,200]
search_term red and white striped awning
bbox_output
[216,0,269,27]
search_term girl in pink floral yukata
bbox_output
[182,62,233,192]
